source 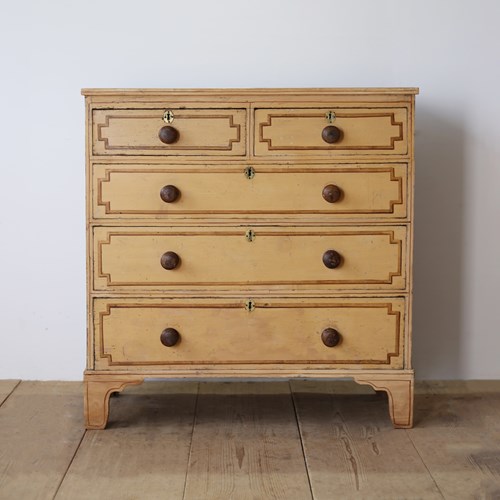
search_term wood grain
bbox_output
[57,382,198,500]
[290,380,442,499]
[0,379,20,406]
[0,382,84,499]
[1,380,499,499]
[183,382,312,500]
[407,383,500,499]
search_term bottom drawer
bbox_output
[93,298,405,369]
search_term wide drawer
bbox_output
[254,107,408,156]
[93,226,406,291]
[93,297,405,368]
[93,164,408,220]
[92,108,246,156]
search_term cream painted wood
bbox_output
[93,297,405,369]
[84,88,417,430]
[92,108,247,156]
[83,87,419,96]
[93,225,407,291]
[355,373,414,428]
[93,163,408,220]
[85,368,416,379]
[254,107,408,156]
[84,377,143,429]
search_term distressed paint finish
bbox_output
[83,88,417,429]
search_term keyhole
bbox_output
[326,111,336,123]
[245,300,255,312]
[163,110,175,123]
[244,167,255,179]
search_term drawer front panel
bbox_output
[93,226,406,291]
[93,164,407,219]
[254,107,408,156]
[94,298,404,368]
[92,108,247,156]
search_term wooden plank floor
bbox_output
[0,381,499,500]
[0,380,20,406]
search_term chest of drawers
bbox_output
[83,88,418,429]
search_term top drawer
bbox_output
[254,107,408,157]
[92,108,247,156]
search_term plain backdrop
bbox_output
[0,0,499,380]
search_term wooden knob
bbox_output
[160,328,180,347]
[160,251,180,270]
[321,328,341,347]
[160,185,180,203]
[323,250,342,269]
[159,125,179,144]
[322,184,342,203]
[322,125,341,144]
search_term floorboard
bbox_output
[1,380,500,500]
[408,381,500,499]
[55,382,199,500]
[182,382,313,500]
[291,380,443,499]
[0,380,20,407]
[0,381,84,500]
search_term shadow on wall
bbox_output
[413,107,465,379]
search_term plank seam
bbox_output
[289,381,315,500]
[181,382,200,500]
[404,430,446,499]
[52,430,88,500]
[0,380,21,408]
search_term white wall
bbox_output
[1,0,499,380]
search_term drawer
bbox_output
[254,107,408,156]
[93,226,406,291]
[93,164,408,220]
[93,297,405,369]
[92,108,246,156]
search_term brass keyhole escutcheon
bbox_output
[245,299,255,312]
[325,111,336,123]
[163,110,175,123]
[245,229,255,242]
[244,166,255,179]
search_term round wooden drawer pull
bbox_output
[160,328,180,347]
[160,251,180,270]
[322,125,342,144]
[322,184,342,203]
[159,125,180,144]
[321,328,341,347]
[160,185,180,203]
[322,249,342,269]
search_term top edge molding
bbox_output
[81,87,419,96]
